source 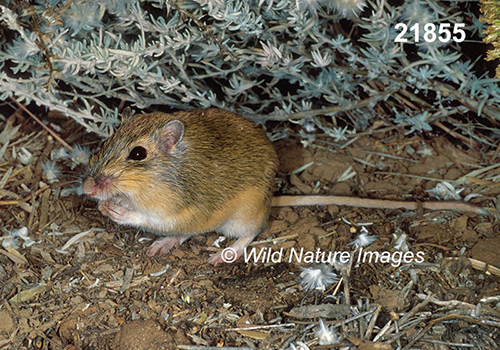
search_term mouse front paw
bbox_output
[98,199,133,224]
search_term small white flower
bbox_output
[17,147,33,164]
[2,233,19,250]
[296,0,327,16]
[8,32,40,61]
[330,0,366,17]
[300,264,339,291]
[63,1,102,36]
[42,160,61,183]
[315,319,341,345]
[51,147,70,160]
[401,0,435,26]
[426,181,463,200]
[347,233,378,247]
[393,233,409,252]
[2,227,39,249]
[69,144,90,169]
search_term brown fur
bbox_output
[82,108,278,262]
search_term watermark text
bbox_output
[238,247,424,267]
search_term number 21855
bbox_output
[395,23,465,43]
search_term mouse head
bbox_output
[81,114,185,203]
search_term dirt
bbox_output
[1,111,500,349]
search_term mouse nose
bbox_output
[82,175,115,198]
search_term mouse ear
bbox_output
[156,120,184,154]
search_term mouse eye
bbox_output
[127,146,147,161]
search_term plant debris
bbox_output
[1,107,500,349]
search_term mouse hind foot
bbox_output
[147,235,190,256]
[207,234,258,264]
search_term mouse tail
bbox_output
[272,195,490,215]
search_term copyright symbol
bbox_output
[220,247,238,263]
